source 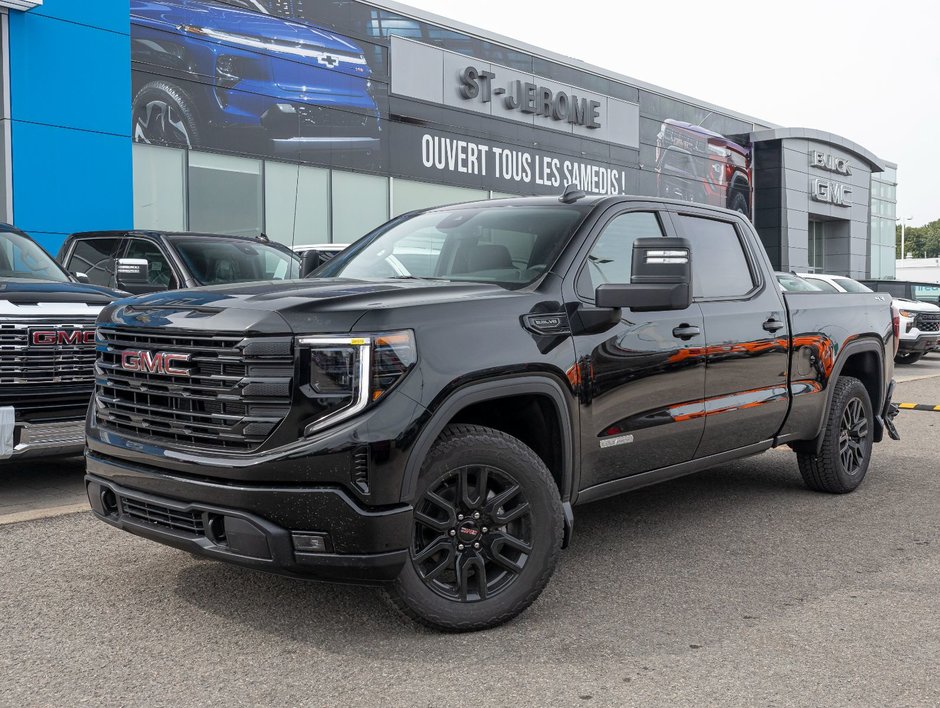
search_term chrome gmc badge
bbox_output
[120,350,191,377]
[30,329,96,346]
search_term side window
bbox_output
[125,240,178,289]
[677,215,755,299]
[577,211,664,298]
[66,238,122,286]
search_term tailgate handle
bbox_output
[763,318,785,333]
[672,324,701,341]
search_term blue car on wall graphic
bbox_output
[130,0,381,154]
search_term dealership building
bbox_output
[0,0,897,279]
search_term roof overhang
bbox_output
[0,0,42,9]
[749,127,885,173]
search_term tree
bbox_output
[896,219,940,259]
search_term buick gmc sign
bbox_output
[810,149,853,207]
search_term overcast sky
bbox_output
[400,0,939,226]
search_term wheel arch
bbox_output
[400,376,576,507]
[808,337,886,452]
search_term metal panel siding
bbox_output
[7,0,131,253]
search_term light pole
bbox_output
[898,216,912,259]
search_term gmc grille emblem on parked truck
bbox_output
[31,329,96,346]
[120,350,191,377]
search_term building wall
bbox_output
[871,164,897,277]
[7,0,132,253]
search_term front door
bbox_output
[570,208,707,492]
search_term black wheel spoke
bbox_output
[414,536,451,566]
[458,465,488,509]
[484,484,521,517]
[455,552,487,601]
[425,490,457,526]
[493,501,530,525]
[414,509,450,533]
[488,531,531,575]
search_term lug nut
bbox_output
[473,512,480,520]
[457,544,465,551]
[481,527,488,533]
[473,542,480,549]
[457,514,464,521]
[449,529,456,536]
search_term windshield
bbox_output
[172,238,300,285]
[0,231,70,282]
[832,277,873,293]
[317,205,591,289]
[802,277,839,293]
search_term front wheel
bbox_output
[132,80,201,149]
[384,424,563,632]
[796,376,874,494]
[894,351,924,365]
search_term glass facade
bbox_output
[132,143,512,245]
[870,165,898,278]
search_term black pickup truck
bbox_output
[85,193,899,631]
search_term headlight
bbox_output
[299,331,416,435]
[898,310,916,318]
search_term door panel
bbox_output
[672,213,790,456]
[570,208,706,491]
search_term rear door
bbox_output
[670,210,790,457]
[570,206,706,491]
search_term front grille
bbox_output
[0,320,97,386]
[120,495,205,536]
[95,328,294,451]
[295,106,379,138]
[915,313,940,333]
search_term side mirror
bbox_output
[300,250,323,278]
[115,258,166,294]
[595,237,692,312]
[71,271,90,284]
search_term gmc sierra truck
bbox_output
[0,224,120,461]
[85,193,899,631]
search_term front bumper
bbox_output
[0,409,85,460]
[899,333,940,353]
[85,450,412,584]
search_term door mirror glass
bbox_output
[116,257,166,294]
[595,237,692,312]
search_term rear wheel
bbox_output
[384,424,563,632]
[729,191,749,215]
[796,376,873,494]
[132,80,201,149]
[894,351,923,365]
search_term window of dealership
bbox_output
[133,143,511,246]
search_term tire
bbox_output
[132,80,201,149]
[796,376,874,494]
[729,192,749,215]
[383,424,563,632]
[894,351,924,365]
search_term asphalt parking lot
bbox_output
[1,373,939,706]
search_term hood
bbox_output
[895,297,940,312]
[132,0,368,60]
[0,280,121,305]
[101,278,523,335]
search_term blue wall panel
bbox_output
[7,0,132,254]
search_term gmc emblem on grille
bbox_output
[31,329,96,346]
[120,350,191,377]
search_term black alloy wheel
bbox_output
[796,375,874,494]
[132,80,200,149]
[838,396,868,476]
[384,424,562,632]
[412,464,533,602]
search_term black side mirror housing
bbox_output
[300,250,323,278]
[71,271,90,284]
[595,237,692,312]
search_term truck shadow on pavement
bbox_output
[159,452,901,657]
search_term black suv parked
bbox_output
[86,194,898,631]
[57,230,300,295]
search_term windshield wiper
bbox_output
[387,275,448,281]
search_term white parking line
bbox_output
[0,502,89,526]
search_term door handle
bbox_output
[763,318,785,333]
[672,324,701,341]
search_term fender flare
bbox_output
[810,337,886,452]
[399,375,576,505]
